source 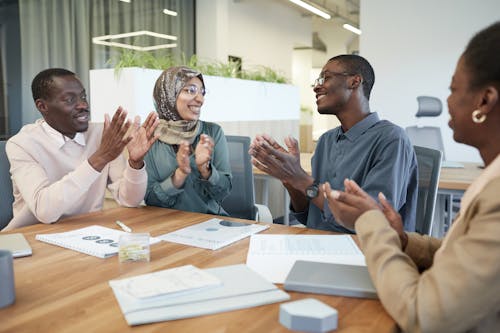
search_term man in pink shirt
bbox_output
[3,68,159,230]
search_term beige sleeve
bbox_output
[355,203,500,333]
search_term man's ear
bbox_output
[478,85,499,116]
[350,74,363,90]
[35,99,48,115]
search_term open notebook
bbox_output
[36,225,160,258]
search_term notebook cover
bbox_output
[0,233,33,258]
[284,260,377,299]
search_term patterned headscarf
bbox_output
[153,66,204,144]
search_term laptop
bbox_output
[284,260,377,299]
[0,233,33,258]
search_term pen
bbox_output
[116,220,132,233]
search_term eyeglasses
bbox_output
[312,71,357,87]
[182,84,206,97]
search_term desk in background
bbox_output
[1,206,396,333]
[254,153,482,231]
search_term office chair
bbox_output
[0,140,14,229]
[414,145,442,235]
[406,96,446,159]
[221,135,273,223]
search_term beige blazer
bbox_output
[355,177,500,333]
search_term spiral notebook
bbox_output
[35,225,160,258]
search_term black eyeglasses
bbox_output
[182,84,206,97]
[312,71,357,87]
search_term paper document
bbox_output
[157,218,269,250]
[109,265,222,299]
[246,234,366,283]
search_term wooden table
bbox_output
[0,206,396,333]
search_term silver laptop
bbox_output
[0,233,33,258]
[284,260,377,299]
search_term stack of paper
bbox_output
[109,264,290,326]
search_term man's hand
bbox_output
[249,134,309,187]
[195,134,214,180]
[89,107,132,172]
[127,112,160,169]
[323,179,379,230]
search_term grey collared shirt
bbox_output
[292,112,418,233]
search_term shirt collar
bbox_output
[41,120,86,148]
[340,112,380,142]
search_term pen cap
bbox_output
[0,250,15,308]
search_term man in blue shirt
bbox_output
[249,55,418,233]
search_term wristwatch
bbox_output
[305,180,320,199]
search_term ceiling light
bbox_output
[288,0,331,20]
[163,8,178,16]
[342,23,362,35]
[92,30,178,51]
[119,0,131,3]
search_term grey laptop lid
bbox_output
[284,260,377,299]
[0,233,33,258]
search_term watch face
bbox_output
[306,185,319,199]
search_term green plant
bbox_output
[107,50,289,84]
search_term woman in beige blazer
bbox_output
[324,21,500,333]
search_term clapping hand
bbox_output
[324,179,408,248]
[249,134,308,185]
[195,134,214,179]
[89,107,133,172]
[127,111,160,169]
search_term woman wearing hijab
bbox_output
[323,21,500,333]
[144,66,231,215]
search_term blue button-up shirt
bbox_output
[292,112,418,233]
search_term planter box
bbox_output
[89,67,299,124]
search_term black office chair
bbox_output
[221,135,272,223]
[0,140,14,229]
[406,96,446,160]
[414,145,442,235]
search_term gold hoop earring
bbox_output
[472,109,486,124]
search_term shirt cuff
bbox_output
[205,163,220,185]
[124,160,147,184]
[73,160,102,189]
[160,175,185,195]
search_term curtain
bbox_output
[19,0,194,125]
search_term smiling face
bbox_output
[175,77,205,121]
[313,60,353,115]
[36,75,90,139]
[447,56,482,146]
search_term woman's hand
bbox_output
[172,140,191,188]
[195,134,214,179]
[323,179,379,230]
[378,192,408,249]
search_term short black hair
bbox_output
[462,21,500,91]
[31,68,75,101]
[327,54,375,100]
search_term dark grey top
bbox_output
[292,112,418,233]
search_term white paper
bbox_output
[109,265,222,299]
[246,234,366,283]
[157,218,270,250]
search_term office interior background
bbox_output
[0,1,498,188]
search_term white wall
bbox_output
[360,0,500,162]
[197,0,311,80]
